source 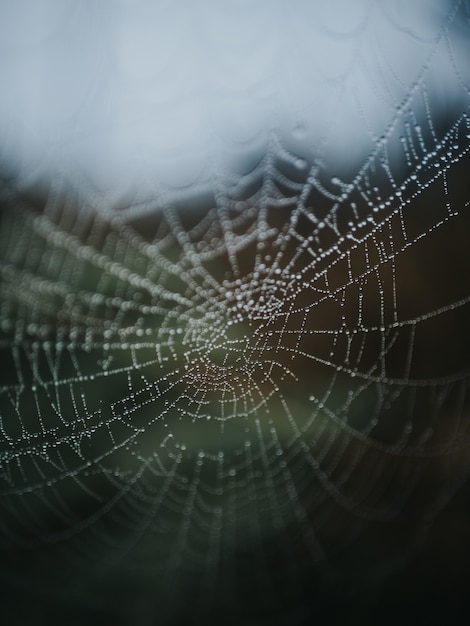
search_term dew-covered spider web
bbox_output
[1,1,470,625]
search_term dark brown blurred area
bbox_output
[0,131,470,625]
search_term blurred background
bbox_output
[1,1,470,625]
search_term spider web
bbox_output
[1,2,470,624]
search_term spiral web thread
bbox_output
[1,1,470,622]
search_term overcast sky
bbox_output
[0,0,466,203]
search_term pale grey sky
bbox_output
[0,0,465,202]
